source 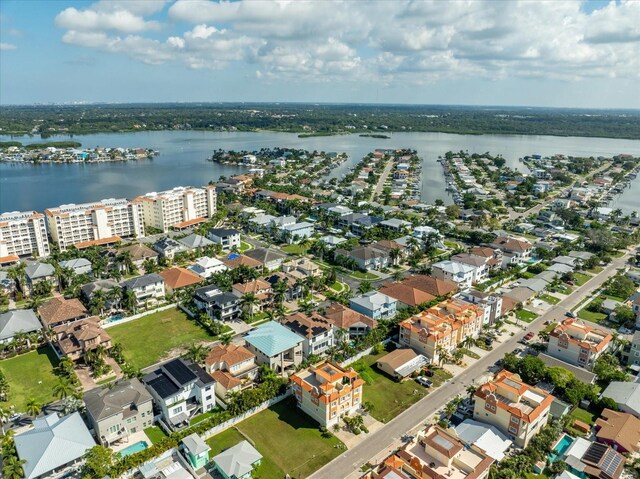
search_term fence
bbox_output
[340,338,394,367]
[198,389,293,440]
[102,303,177,329]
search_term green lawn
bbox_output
[329,281,347,293]
[539,294,560,305]
[577,308,607,324]
[542,322,558,333]
[515,309,538,323]
[0,347,59,411]
[144,426,168,444]
[281,243,309,255]
[588,266,604,274]
[108,308,217,369]
[570,407,596,425]
[239,240,253,253]
[347,270,379,280]
[350,352,451,423]
[190,410,218,426]
[549,284,573,294]
[207,400,344,478]
[573,272,591,286]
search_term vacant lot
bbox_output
[351,352,451,423]
[0,347,59,411]
[108,308,215,368]
[515,309,538,323]
[573,272,592,286]
[207,400,344,478]
[577,308,607,324]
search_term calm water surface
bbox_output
[1,131,639,213]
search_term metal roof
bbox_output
[244,321,303,357]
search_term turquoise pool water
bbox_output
[118,440,148,457]
[548,435,573,463]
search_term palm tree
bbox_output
[185,343,208,364]
[90,290,106,316]
[391,270,404,283]
[220,334,233,346]
[240,293,259,322]
[452,349,464,364]
[313,241,329,261]
[107,286,122,312]
[444,401,458,419]
[357,281,374,295]
[52,378,75,400]
[25,397,42,418]
[2,455,26,479]
[389,248,402,266]
[123,289,137,314]
[7,262,26,293]
[466,385,477,402]
[0,405,10,435]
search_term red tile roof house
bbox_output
[159,267,204,294]
[595,408,640,454]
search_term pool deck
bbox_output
[111,430,150,454]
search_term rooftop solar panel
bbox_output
[163,359,197,386]
[147,376,180,399]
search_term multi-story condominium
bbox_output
[362,425,493,479]
[84,378,154,446]
[143,358,216,429]
[474,370,554,447]
[0,211,50,261]
[46,198,145,250]
[547,318,612,370]
[399,298,484,364]
[134,186,216,233]
[291,361,364,427]
[455,289,503,325]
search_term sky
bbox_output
[0,0,639,108]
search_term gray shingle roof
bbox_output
[182,433,210,456]
[25,262,55,280]
[178,233,214,249]
[213,440,262,478]
[122,273,164,290]
[84,378,153,421]
[0,309,42,341]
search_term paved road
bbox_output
[310,249,633,479]
[371,157,395,201]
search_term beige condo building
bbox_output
[46,198,145,250]
[0,211,50,261]
[133,186,217,233]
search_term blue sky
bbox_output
[1,0,638,108]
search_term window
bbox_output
[509,426,517,434]
[511,416,519,424]
[206,395,212,401]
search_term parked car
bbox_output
[416,376,433,387]
[524,332,535,340]
[9,413,21,422]
[484,337,494,345]
[458,406,473,415]
[565,311,577,318]
[566,281,575,286]
[422,368,435,377]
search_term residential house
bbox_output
[0,309,42,344]
[561,439,624,479]
[553,255,579,268]
[455,289,503,325]
[81,279,121,313]
[188,256,228,279]
[24,262,57,295]
[371,240,408,264]
[159,267,204,294]
[350,291,397,320]
[232,279,272,313]
[595,409,640,453]
[121,273,166,308]
[282,312,335,358]
[84,378,154,446]
[205,344,258,398]
[244,247,287,271]
[60,258,92,277]
[519,278,549,295]
[376,348,429,380]
[177,233,214,252]
[351,215,384,235]
[401,275,459,297]
[14,413,96,479]
[323,303,378,339]
[538,353,597,384]
[378,283,436,309]
[117,243,158,270]
[601,382,640,418]
[38,296,88,328]
[291,361,364,427]
[212,440,262,479]
[248,213,277,233]
[243,321,304,374]
[264,272,304,302]
[221,253,262,271]
[193,284,241,322]
[473,370,554,447]
[182,434,211,470]
[153,237,188,259]
[318,235,347,248]
[622,331,640,366]
[487,236,533,267]
[143,358,216,429]
[398,298,484,363]
[336,245,389,271]
[281,257,321,279]
[454,419,513,462]
[280,222,314,243]
[52,316,112,362]
[450,253,492,282]
[431,260,477,288]
[468,247,503,271]
[207,228,241,251]
[547,319,612,370]
[379,218,411,233]
[502,286,536,305]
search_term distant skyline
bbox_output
[1,0,639,108]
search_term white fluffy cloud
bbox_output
[0,42,17,51]
[55,0,640,82]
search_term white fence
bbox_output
[199,389,293,440]
[103,303,177,329]
[340,338,394,367]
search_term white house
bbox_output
[432,260,477,288]
[280,222,314,244]
[188,256,228,279]
[207,228,241,251]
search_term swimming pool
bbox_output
[548,434,573,463]
[118,440,149,457]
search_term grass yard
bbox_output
[281,243,309,255]
[515,309,538,323]
[347,270,379,280]
[108,308,217,369]
[573,272,591,286]
[542,322,558,333]
[539,294,560,305]
[588,266,604,274]
[570,407,596,425]
[144,426,168,444]
[329,281,347,293]
[207,400,344,478]
[350,352,451,423]
[577,308,607,324]
[549,283,573,295]
[0,347,59,411]
[239,240,253,253]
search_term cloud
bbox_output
[0,43,17,51]
[54,0,640,83]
